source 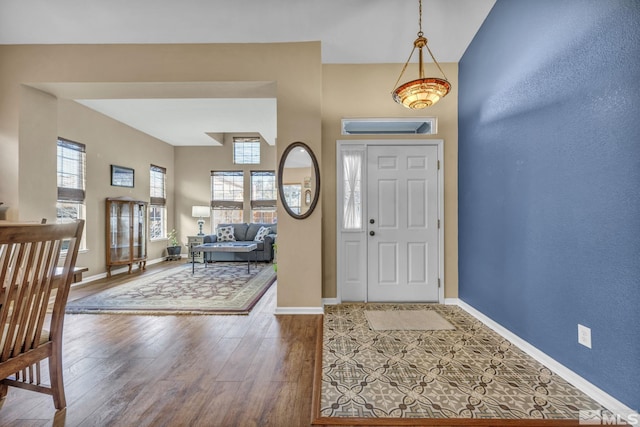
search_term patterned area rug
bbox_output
[65,262,276,315]
[316,303,610,424]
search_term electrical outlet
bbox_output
[578,324,591,349]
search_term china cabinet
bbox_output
[106,197,147,277]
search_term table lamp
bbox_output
[191,205,210,236]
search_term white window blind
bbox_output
[56,137,86,248]
[57,138,86,203]
[211,171,244,208]
[149,165,167,240]
[250,171,277,223]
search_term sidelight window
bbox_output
[341,148,364,230]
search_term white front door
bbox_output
[366,145,439,302]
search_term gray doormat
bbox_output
[365,309,456,330]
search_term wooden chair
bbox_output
[0,220,84,410]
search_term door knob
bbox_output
[369,231,375,236]
[369,219,375,224]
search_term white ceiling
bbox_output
[4,0,496,146]
[76,98,278,146]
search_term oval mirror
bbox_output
[278,142,320,219]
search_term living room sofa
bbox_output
[202,222,277,262]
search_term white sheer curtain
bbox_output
[342,149,364,230]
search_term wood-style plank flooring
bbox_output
[0,261,320,427]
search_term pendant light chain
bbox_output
[418,0,423,36]
[391,0,422,91]
[420,0,447,80]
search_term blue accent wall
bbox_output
[458,0,640,410]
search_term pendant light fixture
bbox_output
[392,0,451,109]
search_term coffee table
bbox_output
[191,242,258,274]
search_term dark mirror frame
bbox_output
[278,141,320,220]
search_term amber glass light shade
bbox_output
[392,77,451,109]
[392,0,451,109]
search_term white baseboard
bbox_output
[71,257,167,288]
[322,298,340,306]
[454,298,638,424]
[274,307,324,315]
[444,297,458,305]
[147,257,166,266]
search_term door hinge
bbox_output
[438,278,441,288]
[437,160,441,170]
[438,219,441,229]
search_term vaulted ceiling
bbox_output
[2,0,496,146]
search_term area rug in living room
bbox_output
[65,262,276,315]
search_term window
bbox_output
[282,184,301,215]
[211,171,244,229]
[57,137,86,248]
[250,171,277,224]
[341,117,437,135]
[149,164,167,240]
[233,137,261,164]
[342,147,364,230]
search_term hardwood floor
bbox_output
[0,261,321,427]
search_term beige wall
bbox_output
[321,63,459,299]
[0,43,323,309]
[18,86,58,222]
[174,135,277,242]
[57,99,175,276]
[0,43,458,306]
[14,87,175,276]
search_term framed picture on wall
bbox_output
[111,165,134,188]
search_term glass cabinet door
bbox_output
[110,201,131,262]
[132,203,147,260]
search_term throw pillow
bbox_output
[254,226,271,242]
[216,225,236,242]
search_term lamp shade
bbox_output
[191,205,210,218]
[392,77,451,109]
